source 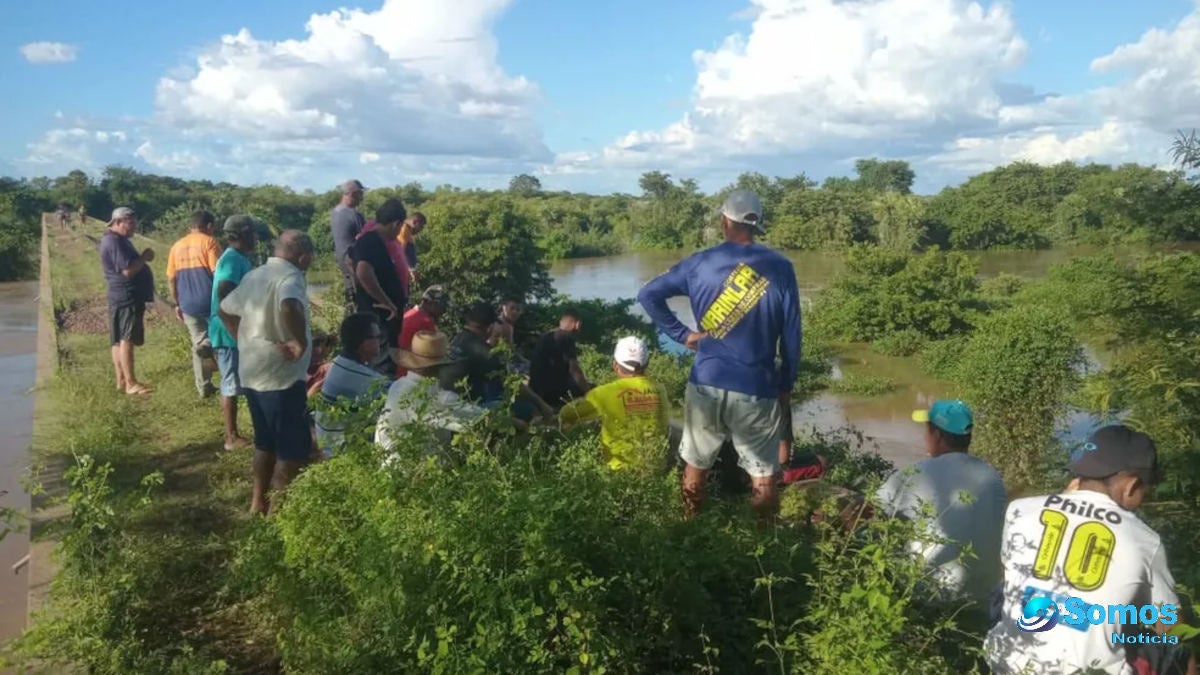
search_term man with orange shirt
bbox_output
[397,285,448,376]
[167,210,222,398]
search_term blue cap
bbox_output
[912,399,974,435]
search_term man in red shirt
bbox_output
[397,286,449,376]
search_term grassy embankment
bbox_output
[20,217,278,672]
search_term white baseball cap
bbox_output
[613,336,649,370]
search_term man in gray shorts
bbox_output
[638,189,802,521]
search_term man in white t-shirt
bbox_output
[218,230,314,515]
[875,399,1007,603]
[986,425,1195,675]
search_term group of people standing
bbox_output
[95,183,1194,675]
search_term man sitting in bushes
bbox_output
[874,399,1007,603]
[375,330,490,451]
[313,313,391,458]
[559,336,669,471]
[986,425,1196,675]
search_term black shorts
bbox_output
[244,381,310,462]
[109,303,145,346]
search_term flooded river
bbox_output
[0,282,37,645]
[549,247,1153,466]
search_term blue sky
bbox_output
[3,0,1198,194]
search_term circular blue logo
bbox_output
[1017,597,1060,633]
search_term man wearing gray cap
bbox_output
[331,179,366,315]
[100,206,157,395]
[637,189,801,522]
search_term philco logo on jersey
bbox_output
[1016,591,1180,644]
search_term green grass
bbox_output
[827,373,897,397]
[14,224,277,672]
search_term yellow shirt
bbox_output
[560,375,669,470]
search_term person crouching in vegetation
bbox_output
[986,425,1197,675]
[529,311,592,408]
[874,400,1006,604]
[397,285,449,377]
[376,330,490,451]
[559,336,669,471]
[313,313,391,458]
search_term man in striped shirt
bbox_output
[313,313,391,457]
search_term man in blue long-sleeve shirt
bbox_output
[637,189,801,520]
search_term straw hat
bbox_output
[396,331,456,370]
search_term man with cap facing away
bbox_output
[99,206,156,395]
[331,179,366,315]
[559,336,670,472]
[209,215,258,451]
[637,189,801,521]
[986,425,1195,675]
[875,400,1007,603]
[166,209,221,399]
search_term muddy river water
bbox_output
[0,281,37,646]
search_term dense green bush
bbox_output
[812,246,985,344]
[417,196,553,318]
[955,306,1083,490]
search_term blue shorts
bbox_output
[214,347,241,397]
[243,380,310,462]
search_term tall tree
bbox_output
[508,174,543,197]
[854,158,915,194]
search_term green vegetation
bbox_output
[811,245,985,343]
[4,153,1199,284]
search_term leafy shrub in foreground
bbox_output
[244,426,810,674]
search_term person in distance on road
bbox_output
[637,189,801,522]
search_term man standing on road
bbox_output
[209,215,258,451]
[167,210,221,398]
[351,198,408,373]
[100,206,156,396]
[218,231,314,515]
[637,189,801,521]
[331,179,366,315]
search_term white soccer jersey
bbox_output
[985,490,1179,675]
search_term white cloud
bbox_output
[1090,6,1200,130]
[359,152,380,164]
[560,0,1200,190]
[581,0,1028,171]
[155,0,548,161]
[135,141,202,171]
[926,121,1168,173]
[23,127,133,169]
[19,41,78,64]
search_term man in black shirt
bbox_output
[440,302,554,422]
[350,198,407,372]
[529,311,592,408]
